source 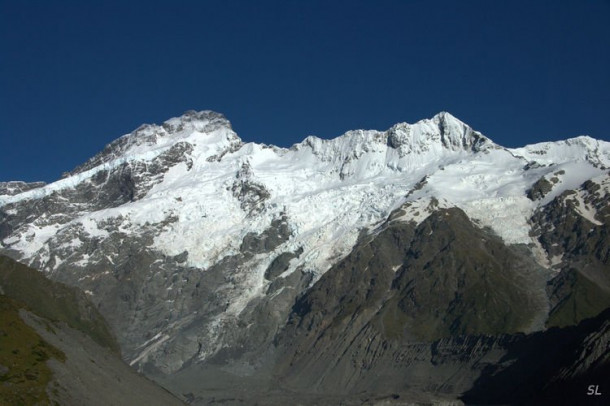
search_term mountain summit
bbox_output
[64,110,240,178]
[1,111,609,404]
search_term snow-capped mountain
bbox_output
[1,110,609,404]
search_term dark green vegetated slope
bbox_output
[0,296,66,406]
[0,255,186,406]
[0,255,119,354]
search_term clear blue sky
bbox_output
[1,0,609,183]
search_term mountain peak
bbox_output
[432,110,462,124]
[64,110,238,177]
[511,135,610,168]
[161,110,232,133]
[387,112,493,156]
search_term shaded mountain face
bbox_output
[461,307,610,406]
[1,110,609,404]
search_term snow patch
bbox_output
[571,193,603,226]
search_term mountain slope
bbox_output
[0,295,66,405]
[0,254,184,405]
[0,255,118,353]
[269,206,547,397]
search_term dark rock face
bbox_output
[265,248,303,280]
[269,207,548,400]
[529,179,610,327]
[391,208,547,339]
[527,176,554,200]
[239,216,290,255]
[232,163,271,214]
